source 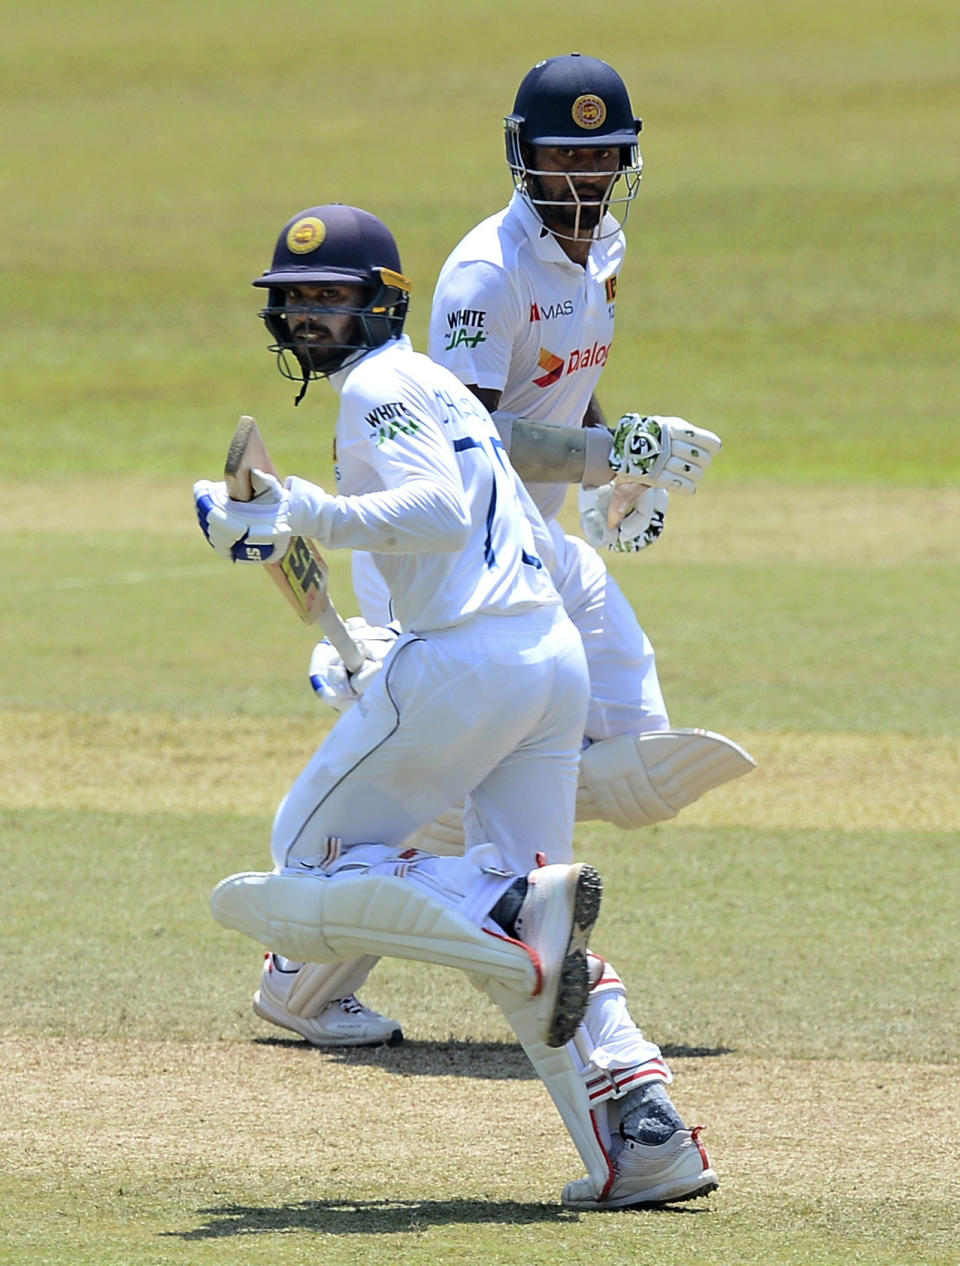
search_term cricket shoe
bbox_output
[491,862,603,1048]
[253,955,403,1047]
[561,1126,718,1210]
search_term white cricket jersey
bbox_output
[320,335,558,632]
[428,191,624,521]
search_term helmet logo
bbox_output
[286,217,327,254]
[571,94,607,130]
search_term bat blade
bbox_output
[224,414,269,500]
[224,415,365,671]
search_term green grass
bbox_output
[4,0,959,482]
[2,1,959,1262]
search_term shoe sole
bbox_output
[563,1168,718,1210]
[564,1169,719,1210]
[639,1173,719,1207]
[611,1172,718,1210]
[252,990,404,1048]
[545,863,603,1048]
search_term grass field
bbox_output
[2,2,958,1263]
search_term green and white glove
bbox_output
[609,414,721,496]
[578,483,668,553]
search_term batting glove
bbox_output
[193,477,293,564]
[609,414,722,497]
[309,618,401,712]
[578,483,668,553]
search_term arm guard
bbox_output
[493,413,614,486]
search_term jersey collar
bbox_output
[507,190,622,275]
[327,334,413,395]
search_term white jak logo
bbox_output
[445,308,487,350]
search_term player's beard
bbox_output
[552,197,604,236]
[297,340,353,375]
[529,177,611,238]
[289,316,360,375]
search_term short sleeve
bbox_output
[428,259,525,392]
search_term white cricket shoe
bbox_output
[509,862,602,1048]
[253,955,403,1047]
[562,1127,718,1210]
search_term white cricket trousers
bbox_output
[544,521,668,741]
[353,520,668,744]
[271,603,589,917]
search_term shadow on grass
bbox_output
[163,1195,710,1239]
[253,1037,733,1078]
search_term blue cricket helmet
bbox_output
[504,53,643,238]
[254,204,411,400]
[506,53,642,149]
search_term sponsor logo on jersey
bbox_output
[529,299,575,322]
[533,342,612,388]
[567,341,611,372]
[605,275,618,302]
[444,307,487,350]
[363,400,421,445]
[534,348,565,387]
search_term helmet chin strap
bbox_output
[291,342,371,403]
[291,345,318,406]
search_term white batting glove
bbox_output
[193,476,293,564]
[578,483,668,553]
[309,618,401,712]
[609,414,722,497]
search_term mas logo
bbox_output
[529,299,575,322]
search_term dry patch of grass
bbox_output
[7,481,960,567]
[562,484,960,568]
[5,1038,959,1199]
[681,730,960,832]
[0,708,326,818]
[2,1037,958,1263]
[3,708,958,833]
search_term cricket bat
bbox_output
[224,415,365,672]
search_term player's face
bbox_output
[526,145,621,236]
[283,283,364,372]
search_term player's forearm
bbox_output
[581,393,608,430]
[290,477,471,554]
[494,415,614,486]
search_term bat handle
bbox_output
[320,606,367,675]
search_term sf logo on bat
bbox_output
[281,536,325,609]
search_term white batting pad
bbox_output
[399,804,466,855]
[576,728,756,829]
[480,974,615,1195]
[210,870,538,994]
[285,956,380,1017]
